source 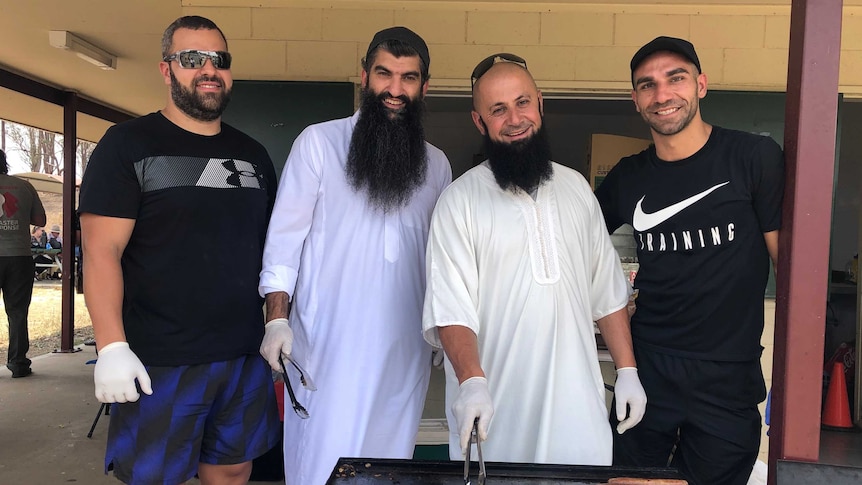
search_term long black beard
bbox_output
[169,68,231,122]
[484,123,553,193]
[346,88,428,212]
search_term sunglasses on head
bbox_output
[471,53,528,87]
[163,50,232,70]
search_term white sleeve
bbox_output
[258,127,323,297]
[587,181,630,320]
[422,186,481,348]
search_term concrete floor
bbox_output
[0,346,120,484]
[0,346,282,484]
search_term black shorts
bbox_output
[611,346,766,485]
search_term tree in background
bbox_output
[77,138,95,173]
[38,130,60,174]
[0,119,96,174]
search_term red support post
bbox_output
[769,0,843,482]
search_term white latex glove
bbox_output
[431,348,445,368]
[260,318,293,372]
[94,341,152,404]
[451,376,494,455]
[614,367,647,434]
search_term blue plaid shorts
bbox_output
[105,354,280,485]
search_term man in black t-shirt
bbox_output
[595,37,784,485]
[78,16,279,485]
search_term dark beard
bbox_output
[484,123,553,193]
[346,88,428,212]
[169,68,231,122]
[643,98,699,136]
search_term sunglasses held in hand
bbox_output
[163,49,232,70]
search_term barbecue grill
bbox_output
[326,458,686,484]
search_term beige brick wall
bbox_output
[184,3,862,96]
[251,8,322,41]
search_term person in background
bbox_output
[47,224,62,249]
[594,37,784,485]
[40,223,63,279]
[31,226,47,248]
[73,210,83,293]
[78,15,280,485]
[258,26,452,485]
[422,54,646,465]
[31,226,53,279]
[0,148,47,378]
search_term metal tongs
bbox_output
[285,354,317,391]
[278,355,312,419]
[463,417,486,485]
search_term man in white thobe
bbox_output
[422,54,647,465]
[259,27,452,484]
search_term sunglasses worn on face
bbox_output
[471,53,528,87]
[163,50,232,70]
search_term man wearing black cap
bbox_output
[258,26,451,485]
[595,37,785,484]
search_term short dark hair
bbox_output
[0,149,7,175]
[161,16,228,59]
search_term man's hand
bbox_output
[94,342,152,403]
[614,367,647,434]
[260,318,293,372]
[452,376,494,455]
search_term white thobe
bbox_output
[422,162,629,465]
[260,111,452,485]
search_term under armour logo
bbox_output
[196,158,263,189]
[222,159,264,188]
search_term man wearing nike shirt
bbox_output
[594,37,784,485]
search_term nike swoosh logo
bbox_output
[632,181,730,231]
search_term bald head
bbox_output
[470,62,543,144]
[471,62,538,111]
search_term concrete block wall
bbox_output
[183,1,862,97]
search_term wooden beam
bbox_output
[0,68,133,124]
[769,0,843,482]
[58,91,78,353]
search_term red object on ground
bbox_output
[822,361,853,429]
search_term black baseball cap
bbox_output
[630,36,701,76]
[366,26,430,70]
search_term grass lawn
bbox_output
[0,281,93,364]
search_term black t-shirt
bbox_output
[595,126,784,361]
[79,112,278,366]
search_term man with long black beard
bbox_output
[258,27,451,485]
[79,15,280,484]
[423,55,646,465]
